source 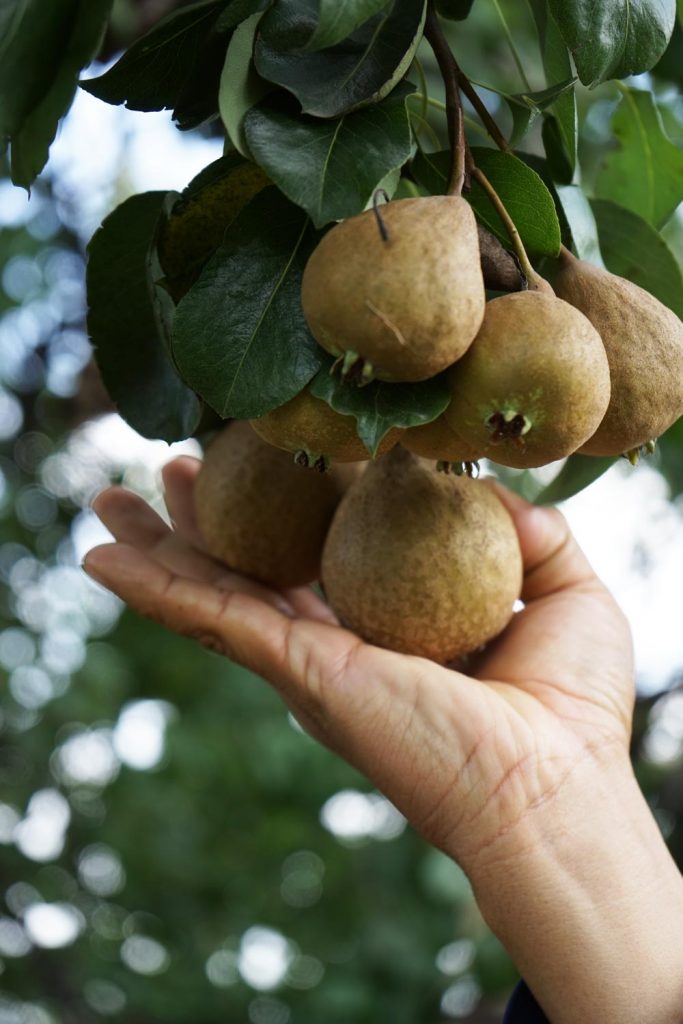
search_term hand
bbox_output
[84,456,633,870]
[84,457,683,1024]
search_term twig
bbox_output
[424,4,465,196]
[410,93,490,138]
[454,62,511,153]
[471,164,546,290]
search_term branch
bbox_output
[424,5,465,196]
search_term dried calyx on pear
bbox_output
[554,248,683,456]
[321,447,523,663]
[194,421,345,587]
[301,195,485,384]
[250,389,402,466]
[445,290,611,469]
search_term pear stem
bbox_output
[471,164,545,290]
[424,5,466,197]
[372,189,391,242]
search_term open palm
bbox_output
[84,455,634,874]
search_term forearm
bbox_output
[468,755,683,1024]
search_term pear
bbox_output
[321,447,522,663]
[195,421,344,587]
[301,196,485,383]
[445,291,611,469]
[250,389,402,465]
[401,414,482,464]
[553,249,683,456]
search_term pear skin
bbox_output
[301,196,485,382]
[401,414,482,463]
[321,447,522,663]
[250,389,402,463]
[195,421,343,587]
[554,250,683,455]
[445,291,611,469]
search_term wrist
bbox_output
[467,753,683,1024]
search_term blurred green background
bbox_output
[0,1,682,1021]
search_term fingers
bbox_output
[158,458,335,622]
[92,486,170,548]
[83,542,297,654]
[82,541,348,715]
[484,481,598,602]
[91,483,337,626]
[82,536,488,844]
[161,456,205,550]
[91,487,298,616]
[281,586,340,625]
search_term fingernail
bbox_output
[276,599,297,619]
[81,557,104,583]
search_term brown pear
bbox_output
[401,414,482,464]
[445,291,611,469]
[554,249,683,455]
[301,196,485,383]
[195,421,344,587]
[321,447,523,663]
[250,389,402,464]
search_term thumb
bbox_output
[484,480,598,602]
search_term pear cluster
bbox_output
[253,195,683,470]
[195,423,523,664]
[196,197,683,663]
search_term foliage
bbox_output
[0,0,113,188]
[0,2,682,1020]
[3,0,680,491]
[68,0,683,489]
[86,192,202,441]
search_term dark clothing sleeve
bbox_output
[503,981,550,1023]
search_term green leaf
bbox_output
[467,78,575,151]
[306,0,391,50]
[535,455,615,505]
[541,115,573,183]
[499,79,576,148]
[244,84,414,227]
[310,360,451,455]
[158,153,270,301]
[0,0,76,141]
[546,0,676,85]
[255,0,426,118]
[591,198,683,318]
[554,185,605,266]
[215,0,271,31]
[86,192,201,443]
[409,148,450,195]
[470,149,562,257]
[219,12,272,157]
[80,0,231,129]
[528,0,577,179]
[595,88,683,229]
[253,0,318,50]
[9,0,113,189]
[435,0,476,19]
[412,148,562,256]
[653,14,683,84]
[172,187,326,419]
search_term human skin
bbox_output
[84,457,683,1024]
